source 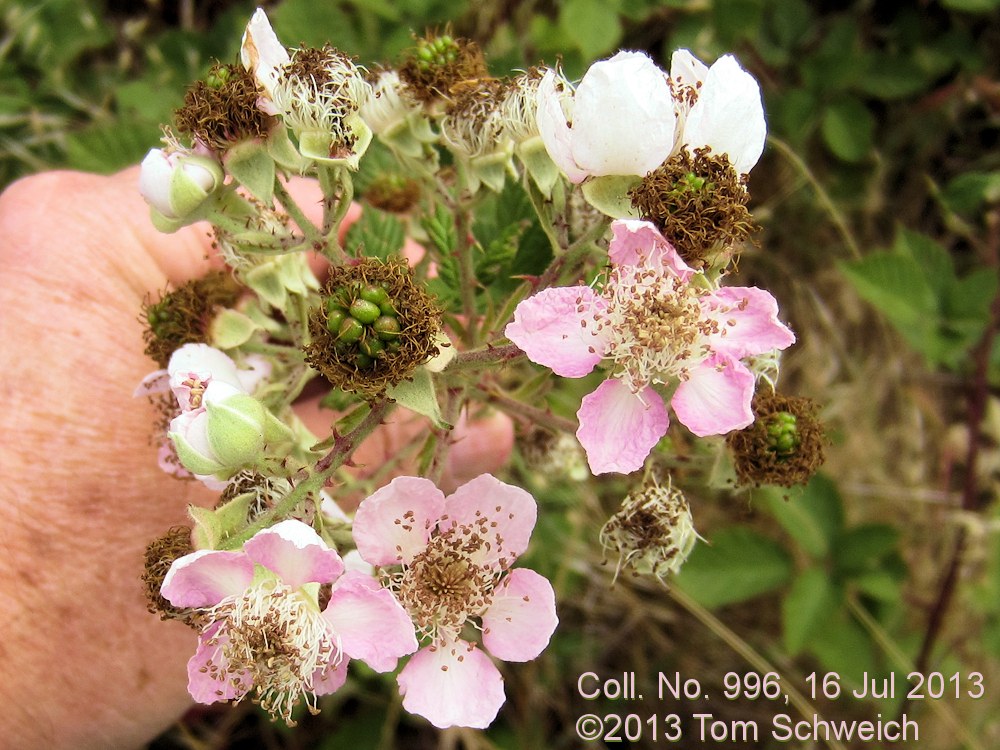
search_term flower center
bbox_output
[596,265,717,392]
[397,525,499,643]
[275,46,368,144]
[208,580,340,724]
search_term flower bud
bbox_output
[139,148,223,225]
[205,394,268,467]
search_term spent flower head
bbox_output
[727,391,826,487]
[600,476,699,581]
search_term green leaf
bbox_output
[834,524,900,576]
[272,0,359,50]
[942,171,1000,216]
[559,0,623,60]
[821,98,875,162]
[808,610,877,686]
[783,567,841,655]
[345,207,405,260]
[674,527,793,609]
[839,253,937,343]
[421,203,458,257]
[893,228,953,297]
[859,53,930,99]
[386,368,449,428]
[65,120,162,174]
[712,0,764,45]
[941,0,1000,11]
[758,474,844,559]
[853,571,903,602]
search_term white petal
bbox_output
[240,8,289,102]
[682,55,766,174]
[572,51,675,177]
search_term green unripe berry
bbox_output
[359,284,390,307]
[360,337,384,357]
[374,315,401,340]
[766,412,800,458]
[355,353,374,368]
[337,317,365,344]
[349,298,381,325]
[325,309,347,335]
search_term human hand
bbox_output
[0,167,511,749]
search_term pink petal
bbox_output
[161,549,254,608]
[482,569,558,662]
[576,378,669,475]
[608,219,694,279]
[352,476,446,566]
[397,640,505,729]
[504,286,608,378]
[701,286,795,359]
[168,343,244,390]
[311,657,349,696]
[323,571,418,672]
[243,520,345,588]
[536,70,588,183]
[442,474,537,568]
[187,622,251,704]
[134,368,169,398]
[671,355,755,436]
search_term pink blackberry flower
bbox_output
[351,474,558,729]
[160,519,417,723]
[505,219,795,475]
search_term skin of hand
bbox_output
[0,167,512,749]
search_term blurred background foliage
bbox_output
[4,0,1000,747]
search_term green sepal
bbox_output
[517,136,560,197]
[149,207,185,234]
[581,174,642,219]
[210,308,262,349]
[169,154,223,218]
[387,368,449,428]
[263,408,295,446]
[170,429,227,476]
[469,150,515,194]
[267,124,310,172]
[205,394,267,467]
[189,492,254,550]
[298,114,373,171]
[224,140,276,203]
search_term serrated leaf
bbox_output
[758,474,844,559]
[783,567,841,655]
[821,98,875,162]
[674,527,793,609]
[475,221,525,286]
[421,203,458,256]
[345,207,405,260]
[839,253,938,341]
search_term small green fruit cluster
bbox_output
[414,35,458,71]
[765,411,800,458]
[325,282,402,368]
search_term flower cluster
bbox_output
[132,4,819,736]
